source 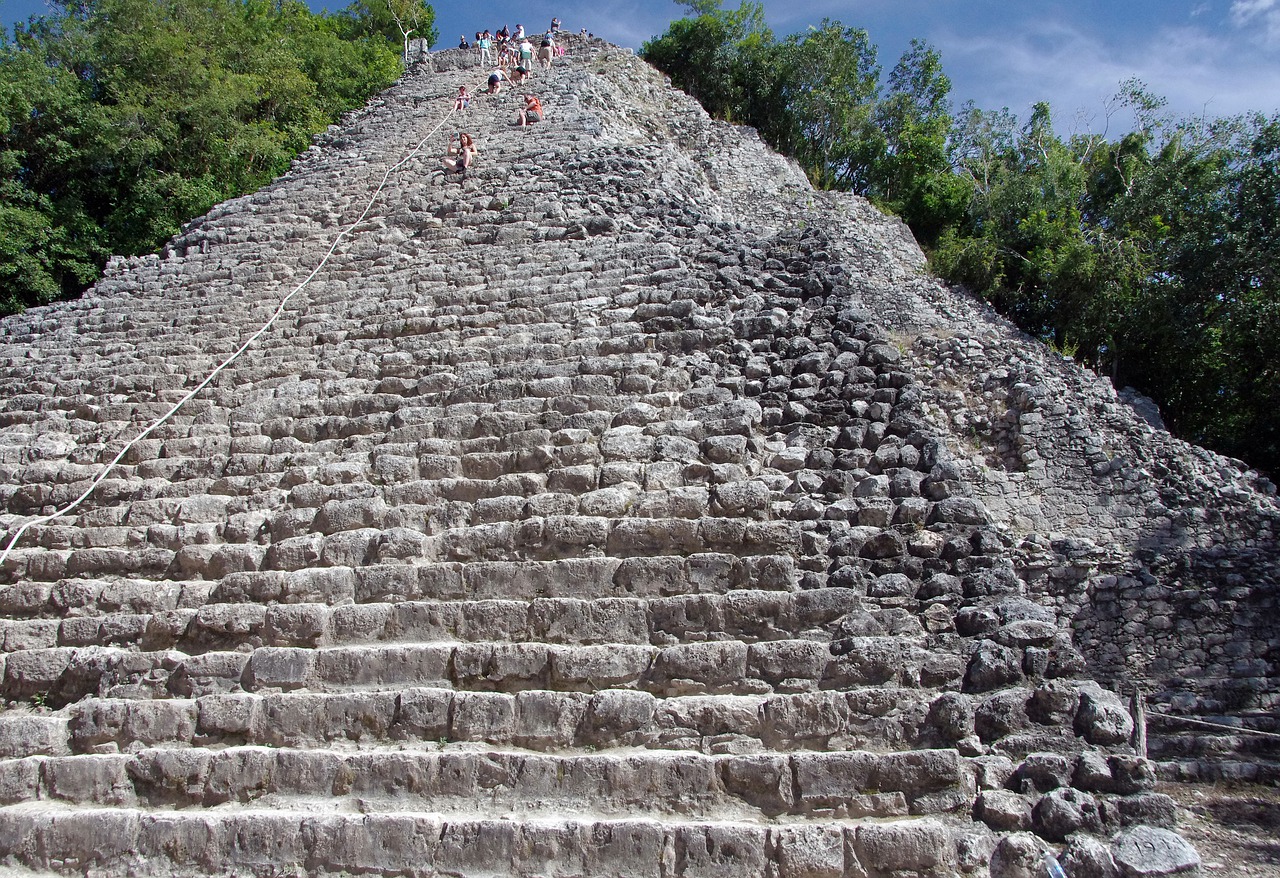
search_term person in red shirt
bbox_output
[515,94,543,126]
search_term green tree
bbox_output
[639,0,768,121]
[937,97,1155,365]
[765,22,881,190]
[869,39,971,244]
[0,0,400,313]
[345,0,437,63]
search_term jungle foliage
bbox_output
[643,1,1280,475]
[0,0,422,314]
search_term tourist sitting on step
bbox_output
[514,23,525,39]
[515,94,543,127]
[442,133,477,174]
[454,86,471,111]
[486,67,507,93]
[549,17,560,33]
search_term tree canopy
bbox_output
[0,0,414,313]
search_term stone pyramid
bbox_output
[0,34,1274,877]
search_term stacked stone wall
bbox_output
[0,34,1268,876]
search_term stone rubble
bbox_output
[0,33,1272,876]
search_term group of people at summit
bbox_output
[461,19,569,79]
[443,19,571,176]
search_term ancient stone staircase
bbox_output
[0,34,1271,877]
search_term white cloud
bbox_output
[934,17,1279,132]
[1230,0,1280,42]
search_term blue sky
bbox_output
[4,0,1279,131]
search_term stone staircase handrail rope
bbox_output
[0,88,465,569]
[1148,711,1280,740]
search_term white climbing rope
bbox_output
[1148,711,1280,741]
[0,88,463,569]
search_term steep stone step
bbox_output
[11,745,974,820]
[56,687,933,754]
[3,516,806,582]
[0,638,943,704]
[0,807,970,878]
[1,587,870,652]
[0,552,803,617]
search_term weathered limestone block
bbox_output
[875,748,971,814]
[0,714,70,757]
[1108,755,1158,794]
[653,641,749,695]
[197,693,258,739]
[793,752,881,813]
[977,790,1034,831]
[306,813,441,874]
[581,821,667,878]
[0,757,40,804]
[989,832,1050,878]
[1074,683,1135,746]
[771,825,847,878]
[746,640,828,692]
[454,642,551,691]
[329,603,392,642]
[0,582,54,615]
[1014,752,1073,793]
[1114,793,1178,828]
[71,698,196,751]
[262,603,328,647]
[320,528,379,567]
[853,819,958,875]
[187,604,266,649]
[44,754,136,805]
[514,690,588,749]
[358,564,435,602]
[762,691,852,749]
[392,688,451,742]
[975,689,1032,743]
[675,823,769,878]
[825,637,910,687]
[583,689,657,746]
[1110,826,1201,877]
[531,597,648,645]
[456,599,528,642]
[552,644,654,691]
[20,809,142,872]
[1060,835,1120,878]
[2,647,74,700]
[129,748,213,806]
[1032,787,1103,841]
[312,644,450,689]
[170,650,249,696]
[450,691,516,744]
[720,754,794,816]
